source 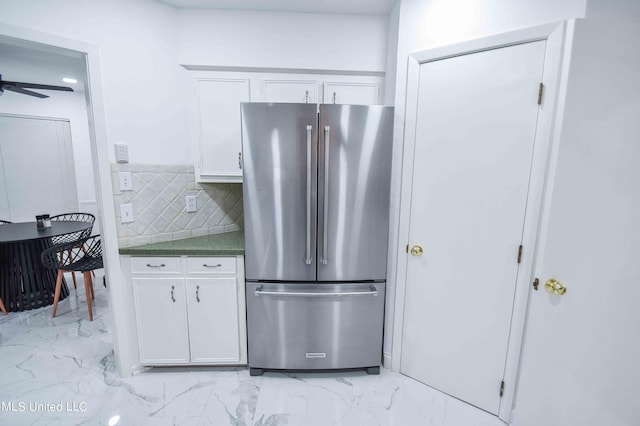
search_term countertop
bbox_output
[118,231,244,256]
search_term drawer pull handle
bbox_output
[146,263,166,268]
[171,285,176,303]
[203,263,222,268]
[254,286,378,297]
[196,285,200,303]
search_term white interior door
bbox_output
[400,41,546,414]
[513,20,640,426]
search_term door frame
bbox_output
[0,23,134,376]
[391,21,567,422]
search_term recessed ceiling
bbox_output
[157,0,397,16]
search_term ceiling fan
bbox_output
[0,74,73,98]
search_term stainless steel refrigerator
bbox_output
[241,103,394,376]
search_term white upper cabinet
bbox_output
[263,79,318,103]
[323,82,380,105]
[191,70,383,183]
[194,78,250,183]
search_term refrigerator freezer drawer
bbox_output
[246,282,385,370]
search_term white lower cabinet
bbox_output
[133,277,191,364]
[186,277,240,363]
[128,256,246,366]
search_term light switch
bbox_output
[120,204,134,223]
[114,143,129,163]
[118,172,133,191]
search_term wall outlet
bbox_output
[186,195,197,213]
[120,203,134,223]
[114,143,129,163]
[118,171,133,191]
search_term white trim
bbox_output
[498,21,567,423]
[412,22,562,64]
[0,22,134,376]
[181,64,385,78]
[382,351,392,369]
[390,55,421,374]
[0,113,70,122]
[390,21,568,424]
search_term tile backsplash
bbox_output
[111,164,242,247]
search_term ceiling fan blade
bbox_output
[2,80,73,92]
[3,85,49,98]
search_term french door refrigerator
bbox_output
[241,103,394,376]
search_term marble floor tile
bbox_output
[0,272,505,426]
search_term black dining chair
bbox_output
[41,235,103,321]
[50,213,96,289]
[0,220,10,314]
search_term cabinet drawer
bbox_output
[131,257,181,274]
[187,257,236,274]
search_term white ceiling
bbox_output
[157,0,397,16]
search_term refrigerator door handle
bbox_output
[254,286,378,297]
[322,125,330,265]
[305,125,313,265]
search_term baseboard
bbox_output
[130,364,150,376]
[383,352,392,369]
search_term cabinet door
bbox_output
[186,277,241,363]
[196,78,249,182]
[132,277,190,364]
[263,79,317,103]
[323,82,379,105]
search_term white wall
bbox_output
[0,1,390,168]
[176,9,388,73]
[586,0,640,20]
[384,2,400,105]
[0,0,188,165]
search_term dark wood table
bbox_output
[0,221,92,312]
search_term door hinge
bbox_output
[405,244,409,254]
[537,83,544,105]
[517,245,523,263]
[500,380,505,397]
[533,277,539,291]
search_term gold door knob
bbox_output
[545,278,567,296]
[410,245,424,256]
